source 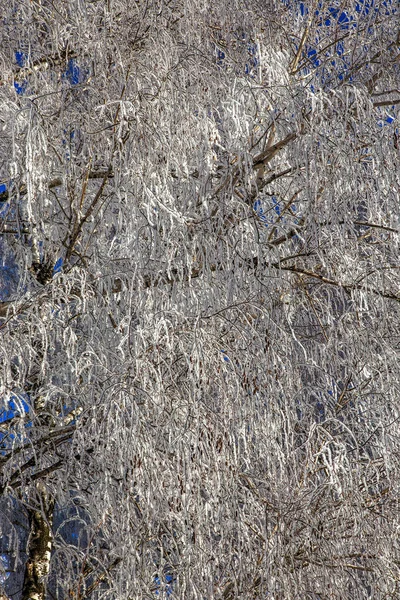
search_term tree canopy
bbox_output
[0,0,399,598]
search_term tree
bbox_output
[0,0,399,598]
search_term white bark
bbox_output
[21,486,54,600]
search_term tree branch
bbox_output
[279,264,400,301]
[0,170,114,203]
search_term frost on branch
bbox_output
[0,0,400,599]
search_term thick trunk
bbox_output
[22,486,54,600]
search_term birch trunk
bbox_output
[21,486,54,600]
